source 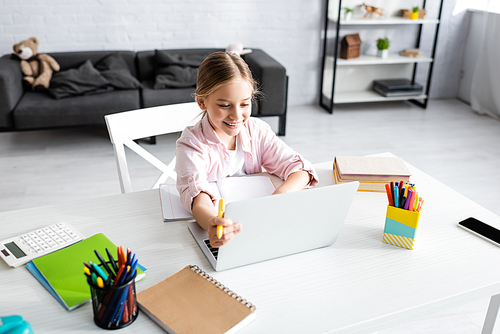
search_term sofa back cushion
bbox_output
[136,48,221,82]
[49,51,138,78]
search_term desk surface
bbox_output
[1,161,500,333]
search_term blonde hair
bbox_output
[195,51,260,108]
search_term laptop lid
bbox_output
[188,181,359,271]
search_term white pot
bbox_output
[377,49,389,59]
[343,12,352,21]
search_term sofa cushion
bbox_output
[13,89,140,129]
[48,60,112,99]
[153,50,209,89]
[136,49,221,82]
[95,53,142,90]
[50,51,137,77]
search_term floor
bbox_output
[1,98,499,333]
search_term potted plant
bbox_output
[376,37,390,58]
[410,6,419,20]
[343,7,354,21]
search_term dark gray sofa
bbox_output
[0,48,288,135]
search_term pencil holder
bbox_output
[88,271,138,330]
[383,205,420,250]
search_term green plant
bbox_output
[376,38,390,50]
[412,6,419,13]
[344,7,354,14]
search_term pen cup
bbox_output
[383,205,421,250]
[87,271,138,330]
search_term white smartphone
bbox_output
[458,217,500,247]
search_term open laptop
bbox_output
[188,181,359,271]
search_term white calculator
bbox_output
[0,222,85,268]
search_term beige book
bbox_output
[137,265,256,334]
[334,156,411,182]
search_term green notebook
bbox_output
[27,233,145,311]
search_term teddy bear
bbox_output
[12,37,60,90]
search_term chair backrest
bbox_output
[105,102,202,193]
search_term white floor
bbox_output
[1,98,499,333]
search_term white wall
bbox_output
[0,0,323,106]
[0,0,473,105]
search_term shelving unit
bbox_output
[320,0,444,113]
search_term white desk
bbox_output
[2,161,500,333]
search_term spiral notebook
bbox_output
[137,265,256,334]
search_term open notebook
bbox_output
[159,176,276,221]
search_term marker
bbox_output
[216,199,225,239]
[91,262,109,282]
[416,197,423,212]
[390,182,395,204]
[97,276,104,288]
[394,184,399,208]
[409,188,417,212]
[83,266,91,276]
[385,184,394,206]
[399,185,406,208]
[404,189,412,210]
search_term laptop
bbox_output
[188,181,359,271]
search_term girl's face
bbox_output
[197,78,253,148]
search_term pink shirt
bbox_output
[175,116,319,212]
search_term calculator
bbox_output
[0,222,85,268]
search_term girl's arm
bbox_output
[192,192,242,248]
[272,170,312,195]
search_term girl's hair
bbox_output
[195,51,260,103]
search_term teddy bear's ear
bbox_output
[13,43,20,52]
[29,37,39,45]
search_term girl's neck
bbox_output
[207,115,237,150]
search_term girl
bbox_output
[176,51,318,248]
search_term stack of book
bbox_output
[333,156,411,192]
[372,79,423,97]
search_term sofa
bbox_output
[0,48,288,135]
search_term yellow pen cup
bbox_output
[383,205,421,250]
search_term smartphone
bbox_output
[458,217,500,247]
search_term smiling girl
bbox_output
[175,51,318,247]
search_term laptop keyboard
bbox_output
[203,239,219,260]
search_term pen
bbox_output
[126,248,131,265]
[216,199,225,239]
[106,248,118,273]
[95,250,114,278]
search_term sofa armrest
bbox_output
[0,55,24,128]
[243,49,287,117]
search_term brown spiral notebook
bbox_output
[137,265,257,334]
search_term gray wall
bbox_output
[0,0,466,106]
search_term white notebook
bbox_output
[159,176,276,221]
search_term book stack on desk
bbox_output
[333,156,411,192]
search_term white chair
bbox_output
[105,102,202,194]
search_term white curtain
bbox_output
[470,9,500,121]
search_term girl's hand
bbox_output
[207,216,242,248]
